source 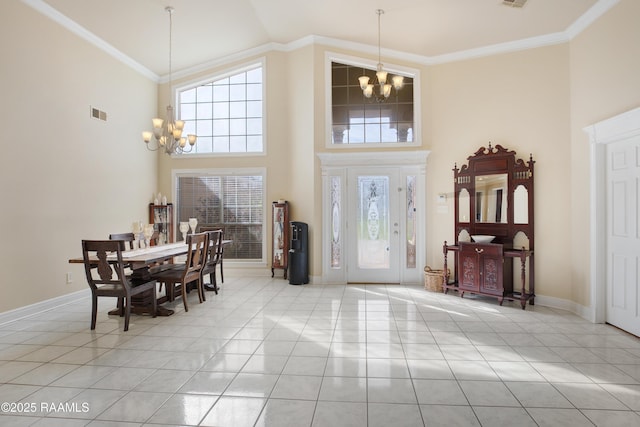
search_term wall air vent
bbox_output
[502,0,527,7]
[90,106,107,122]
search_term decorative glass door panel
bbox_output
[357,176,390,269]
[406,175,417,268]
[330,176,342,268]
[348,169,400,283]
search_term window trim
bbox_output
[172,167,268,267]
[325,52,421,149]
[172,57,267,158]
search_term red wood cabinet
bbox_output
[443,143,534,309]
[458,242,513,300]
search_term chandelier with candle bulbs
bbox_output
[142,6,196,155]
[358,9,404,102]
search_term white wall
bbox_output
[0,2,157,312]
[569,0,640,307]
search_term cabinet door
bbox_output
[459,245,480,291]
[479,253,503,295]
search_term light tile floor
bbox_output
[1,277,640,426]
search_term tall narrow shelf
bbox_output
[149,203,174,245]
[271,201,289,279]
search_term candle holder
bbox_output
[132,221,143,249]
[179,222,189,241]
[188,217,198,235]
[143,224,155,248]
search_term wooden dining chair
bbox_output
[201,230,223,294]
[151,232,209,312]
[200,226,225,285]
[109,232,135,249]
[107,232,135,313]
[82,240,157,331]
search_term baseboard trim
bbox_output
[534,294,595,322]
[0,288,90,326]
[229,267,318,284]
[227,266,275,277]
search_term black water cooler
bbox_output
[288,222,309,285]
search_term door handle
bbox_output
[475,248,484,254]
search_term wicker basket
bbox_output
[423,266,446,292]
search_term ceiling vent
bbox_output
[502,0,527,7]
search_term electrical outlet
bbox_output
[66,272,73,284]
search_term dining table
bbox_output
[69,239,231,316]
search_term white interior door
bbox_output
[347,168,400,283]
[606,136,640,336]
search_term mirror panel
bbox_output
[475,174,507,223]
[458,188,470,223]
[514,184,529,224]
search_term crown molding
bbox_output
[566,0,620,40]
[167,42,286,83]
[21,0,158,81]
[310,35,436,66]
[23,0,620,81]
[428,32,570,65]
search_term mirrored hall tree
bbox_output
[443,143,535,309]
[272,200,289,279]
[149,203,174,245]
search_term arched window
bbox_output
[177,62,264,155]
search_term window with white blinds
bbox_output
[176,172,264,261]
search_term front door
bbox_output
[606,136,640,336]
[347,168,401,283]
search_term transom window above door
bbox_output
[328,59,419,146]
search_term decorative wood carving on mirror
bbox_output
[443,143,535,309]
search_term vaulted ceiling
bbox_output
[31,0,614,79]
